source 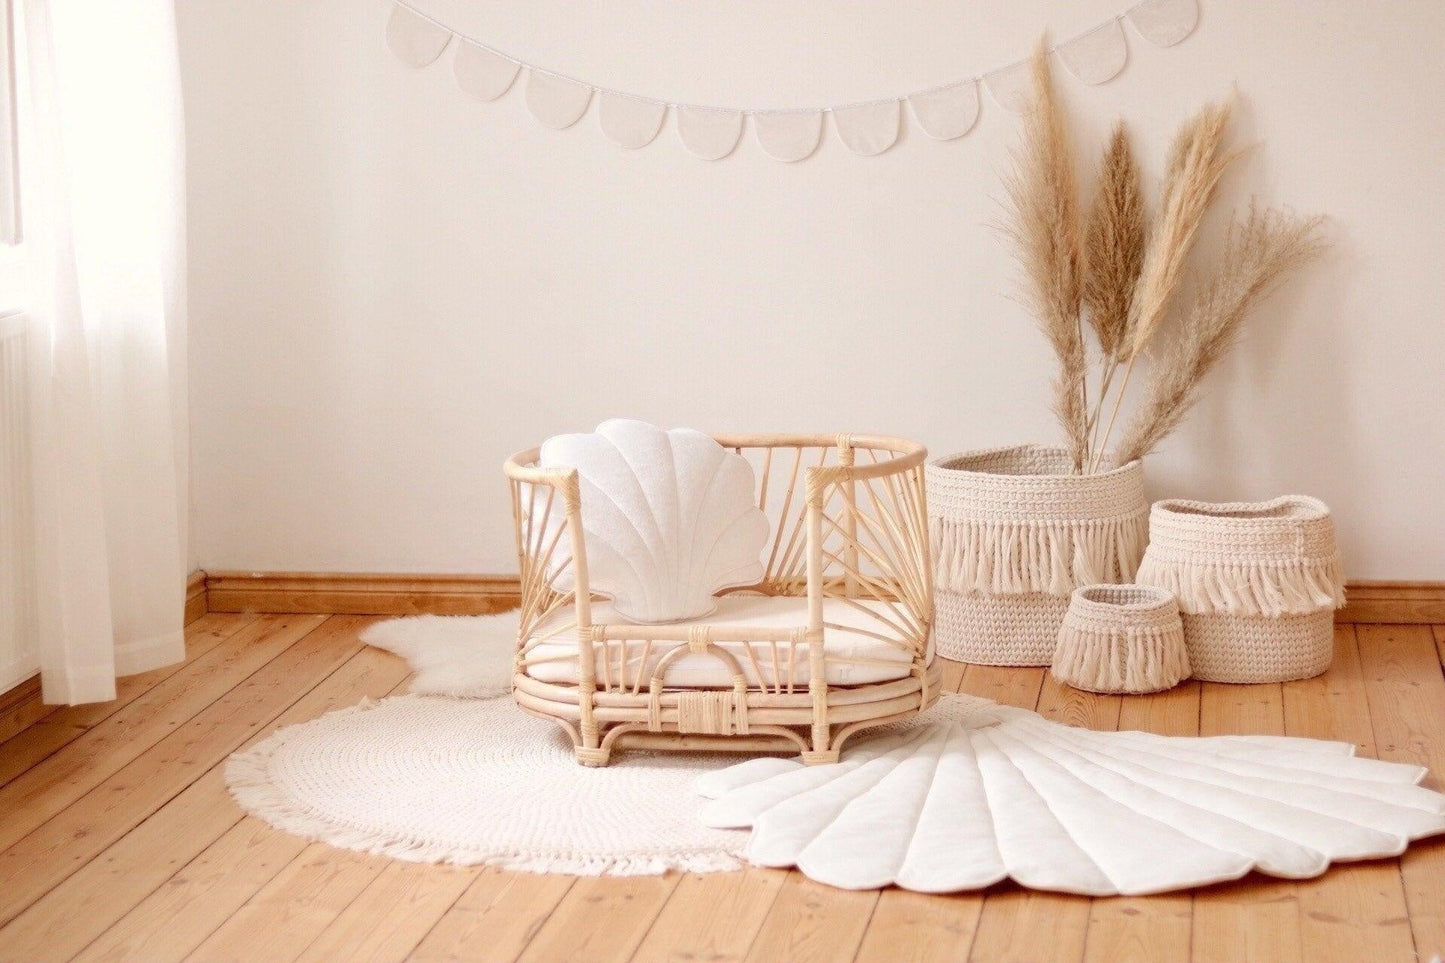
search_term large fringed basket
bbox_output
[926,445,1150,666]
[1135,496,1346,683]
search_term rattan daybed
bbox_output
[504,431,939,766]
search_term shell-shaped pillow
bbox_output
[538,420,769,622]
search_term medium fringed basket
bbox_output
[1136,496,1346,683]
[1052,585,1189,694]
[927,445,1150,666]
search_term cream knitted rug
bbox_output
[227,692,761,874]
[226,614,1445,891]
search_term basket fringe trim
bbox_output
[1051,623,1190,694]
[1136,555,1346,617]
[225,697,744,876]
[931,513,1149,597]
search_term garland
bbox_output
[385,0,1199,161]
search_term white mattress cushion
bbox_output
[525,595,925,688]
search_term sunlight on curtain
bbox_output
[17,0,187,704]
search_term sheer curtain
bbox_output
[18,0,188,704]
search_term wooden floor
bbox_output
[0,615,1442,962]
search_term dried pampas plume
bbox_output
[1003,43,1088,470]
[1090,97,1237,471]
[1116,206,1328,463]
[1129,97,1237,357]
[995,53,1318,473]
[1083,123,1146,362]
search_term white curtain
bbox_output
[18,0,188,704]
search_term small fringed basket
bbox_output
[1052,585,1189,694]
[1136,496,1346,683]
[927,445,1150,666]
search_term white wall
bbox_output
[178,0,1445,579]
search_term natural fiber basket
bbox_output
[1136,496,1345,683]
[1052,584,1189,694]
[927,445,1149,666]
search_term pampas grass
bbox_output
[1082,123,1146,455]
[1128,98,1237,358]
[1003,44,1088,471]
[1090,98,1236,471]
[1083,123,1146,363]
[1115,206,1328,463]
[1001,49,1325,473]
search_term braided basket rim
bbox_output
[929,444,1140,482]
[1071,584,1176,613]
[1150,495,1332,530]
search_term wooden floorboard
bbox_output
[57,634,404,963]
[1357,624,1445,962]
[0,620,1440,963]
[1284,626,1417,963]
[0,614,258,789]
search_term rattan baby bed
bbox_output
[504,433,940,766]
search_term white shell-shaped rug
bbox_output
[696,700,1445,895]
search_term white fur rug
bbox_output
[227,613,1445,893]
[359,612,518,699]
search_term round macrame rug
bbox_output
[226,692,779,874]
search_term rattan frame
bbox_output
[504,433,939,766]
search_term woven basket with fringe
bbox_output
[1052,585,1189,694]
[1136,496,1346,683]
[927,445,1149,666]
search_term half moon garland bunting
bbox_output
[385,0,1200,161]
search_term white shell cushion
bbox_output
[538,420,769,623]
[694,697,1445,895]
[524,595,921,688]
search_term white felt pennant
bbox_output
[833,100,901,156]
[453,40,519,101]
[676,107,745,160]
[1058,18,1129,84]
[1126,0,1200,47]
[386,4,452,68]
[525,71,593,129]
[599,93,668,149]
[983,60,1035,114]
[906,81,980,140]
[753,111,824,162]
